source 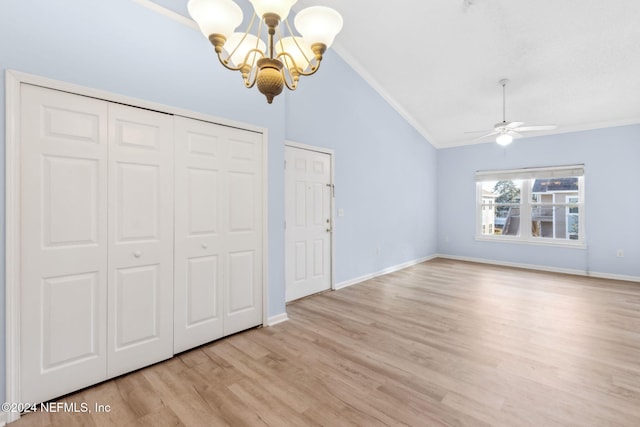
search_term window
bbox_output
[476,165,585,246]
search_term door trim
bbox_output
[4,69,269,422]
[284,140,336,296]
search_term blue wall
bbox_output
[286,54,438,283]
[437,124,640,277]
[0,0,438,404]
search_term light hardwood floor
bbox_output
[12,259,640,426]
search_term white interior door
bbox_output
[222,126,264,336]
[173,116,224,353]
[285,145,332,302]
[107,104,174,377]
[20,85,109,404]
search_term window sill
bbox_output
[475,235,587,249]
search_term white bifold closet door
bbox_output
[173,116,263,353]
[20,85,110,404]
[20,85,174,403]
[106,103,174,377]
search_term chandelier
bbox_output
[188,0,343,104]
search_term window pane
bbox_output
[529,177,580,241]
[498,206,521,236]
[568,213,579,239]
[530,205,579,240]
[480,179,522,236]
[530,177,580,202]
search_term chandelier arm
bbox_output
[296,57,322,77]
[275,22,287,65]
[245,78,258,89]
[225,13,258,64]
[282,71,297,91]
[275,52,322,78]
[276,52,300,73]
[244,68,258,89]
[283,19,313,66]
[278,60,298,91]
[216,50,245,72]
[242,48,265,68]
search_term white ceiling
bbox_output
[149,0,640,148]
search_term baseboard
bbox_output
[586,271,640,283]
[335,255,437,290]
[436,254,640,283]
[266,312,289,326]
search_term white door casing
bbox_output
[107,103,174,377]
[285,145,333,302]
[20,85,109,404]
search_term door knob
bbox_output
[202,243,208,249]
[133,251,142,258]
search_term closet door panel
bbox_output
[107,104,174,377]
[20,84,109,404]
[222,129,263,336]
[174,116,224,353]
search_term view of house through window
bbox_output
[480,180,522,236]
[476,166,584,245]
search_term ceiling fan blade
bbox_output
[507,131,523,138]
[505,121,524,129]
[464,129,492,134]
[514,125,557,132]
[472,131,500,141]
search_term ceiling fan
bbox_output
[466,79,557,146]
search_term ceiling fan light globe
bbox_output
[496,133,513,146]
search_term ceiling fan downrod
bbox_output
[499,78,509,124]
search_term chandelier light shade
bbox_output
[188,0,343,103]
[249,0,296,21]
[226,33,266,67]
[275,36,313,72]
[294,6,343,48]
[188,0,243,41]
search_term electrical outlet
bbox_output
[616,249,624,258]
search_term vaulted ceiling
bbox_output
[149,0,640,148]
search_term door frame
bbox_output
[284,141,336,299]
[4,70,269,423]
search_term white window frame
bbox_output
[475,165,586,248]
